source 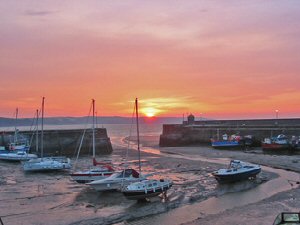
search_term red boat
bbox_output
[262,134,291,151]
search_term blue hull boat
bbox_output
[211,140,240,148]
[212,160,261,183]
[211,134,243,149]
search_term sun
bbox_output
[142,107,158,117]
[146,112,155,117]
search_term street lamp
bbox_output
[275,110,279,119]
[274,109,279,126]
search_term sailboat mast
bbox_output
[135,98,141,175]
[36,109,39,153]
[41,97,45,159]
[14,108,18,143]
[92,99,96,160]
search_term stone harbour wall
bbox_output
[159,118,300,147]
[0,128,113,156]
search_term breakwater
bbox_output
[159,118,300,147]
[0,128,113,156]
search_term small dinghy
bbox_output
[212,160,261,183]
[273,212,300,225]
[122,179,173,200]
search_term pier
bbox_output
[159,117,300,147]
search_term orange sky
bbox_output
[1,1,300,119]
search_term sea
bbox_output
[1,123,163,138]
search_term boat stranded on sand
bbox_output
[212,160,261,183]
[121,98,172,200]
[89,98,172,198]
[262,134,290,151]
[0,151,37,161]
[23,97,71,172]
[70,99,114,183]
[0,141,29,153]
[88,98,147,192]
[122,178,173,200]
[88,168,146,191]
[23,156,71,171]
[211,134,243,148]
[70,162,114,184]
[0,138,36,162]
[262,134,300,152]
[0,108,35,161]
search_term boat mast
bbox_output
[92,99,96,161]
[41,97,45,159]
[135,98,141,175]
[36,109,39,153]
[14,108,18,144]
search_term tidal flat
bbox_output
[0,136,299,225]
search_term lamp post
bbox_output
[275,109,279,126]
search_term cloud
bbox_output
[24,10,58,17]
[138,97,195,114]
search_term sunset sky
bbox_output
[1,1,300,119]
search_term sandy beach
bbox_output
[0,135,299,225]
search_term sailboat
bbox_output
[121,100,172,200]
[70,99,114,183]
[0,108,30,153]
[0,150,37,161]
[88,98,147,191]
[122,178,173,200]
[23,97,71,172]
[0,108,37,161]
[10,108,30,151]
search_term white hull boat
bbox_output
[0,108,31,156]
[88,168,145,191]
[89,99,146,192]
[122,179,173,200]
[23,157,71,172]
[70,166,113,183]
[0,151,37,161]
[23,97,72,172]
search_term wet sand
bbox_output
[0,136,299,225]
[178,147,300,225]
[127,136,300,225]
